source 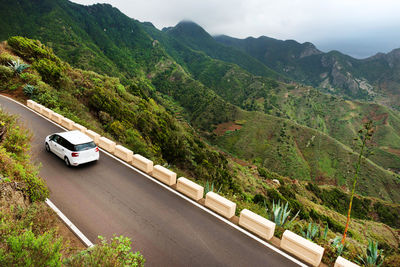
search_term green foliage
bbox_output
[309,209,349,235]
[0,230,62,267]
[0,52,17,65]
[204,180,214,196]
[357,240,385,267]
[7,36,60,63]
[64,236,145,267]
[0,65,13,81]
[301,222,320,241]
[0,111,48,201]
[331,236,346,256]
[8,59,30,75]
[322,224,329,240]
[258,167,285,184]
[32,58,63,86]
[306,183,379,222]
[268,200,299,227]
[373,202,400,229]
[252,193,266,204]
[23,84,36,97]
[204,180,222,196]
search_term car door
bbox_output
[49,135,61,157]
[57,137,70,159]
[52,135,64,158]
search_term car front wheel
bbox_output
[45,142,50,152]
[64,157,70,167]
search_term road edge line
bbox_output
[45,198,94,248]
[1,95,306,266]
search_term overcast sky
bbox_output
[71,0,400,58]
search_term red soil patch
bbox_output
[363,107,388,125]
[214,121,242,136]
[386,148,400,157]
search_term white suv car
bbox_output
[45,130,100,166]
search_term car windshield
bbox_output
[74,141,96,151]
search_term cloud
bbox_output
[71,0,400,57]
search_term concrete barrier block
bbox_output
[239,209,275,240]
[27,99,35,109]
[85,130,100,144]
[132,154,153,174]
[50,112,64,124]
[32,103,43,113]
[177,177,204,201]
[205,192,236,219]
[152,165,176,186]
[114,145,133,162]
[281,230,324,267]
[71,123,87,133]
[60,117,74,130]
[41,107,54,119]
[334,256,360,267]
[98,136,116,153]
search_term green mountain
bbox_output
[215,35,400,110]
[161,21,280,79]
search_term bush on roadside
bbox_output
[0,230,63,267]
[64,236,145,267]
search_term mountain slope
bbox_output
[162,21,280,79]
[215,35,400,109]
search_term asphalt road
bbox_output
[0,95,300,267]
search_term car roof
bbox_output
[57,130,93,145]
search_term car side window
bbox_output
[59,138,74,151]
[58,137,67,147]
[51,135,59,143]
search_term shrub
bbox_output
[23,84,36,97]
[0,230,62,267]
[267,200,299,227]
[0,65,13,81]
[0,52,17,65]
[252,193,266,204]
[33,58,63,86]
[357,240,385,267]
[8,59,30,75]
[373,202,400,229]
[301,222,320,241]
[7,36,60,63]
[20,72,41,85]
[64,236,145,267]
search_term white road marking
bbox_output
[45,198,94,248]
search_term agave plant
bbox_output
[204,180,222,196]
[23,84,36,97]
[332,236,345,256]
[301,222,320,241]
[204,180,214,196]
[268,200,299,227]
[8,59,30,74]
[357,240,385,267]
[322,224,329,240]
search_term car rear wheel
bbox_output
[64,157,70,167]
[45,143,50,152]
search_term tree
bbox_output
[341,120,374,244]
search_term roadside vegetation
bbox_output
[0,109,144,266]
[1,36,399,265]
